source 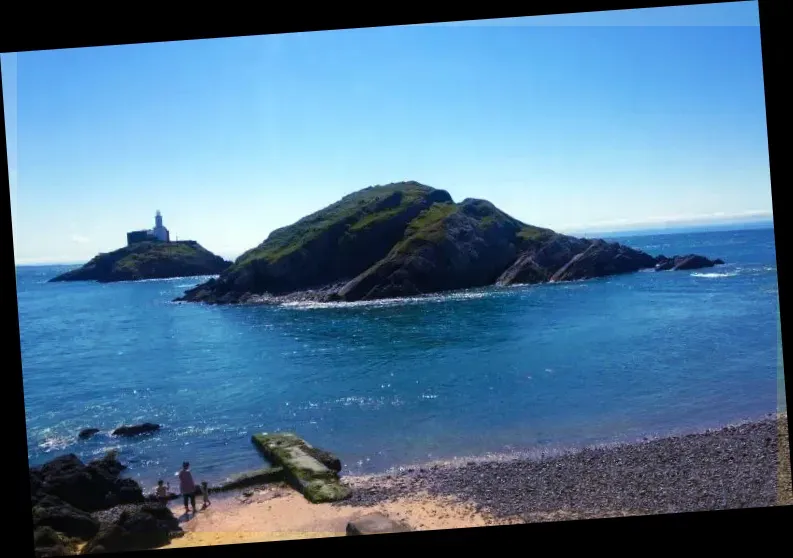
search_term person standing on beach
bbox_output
[177,461,197,514]
[199,481,211,509]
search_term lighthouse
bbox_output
[126,210,172,245]
[151,210,170,242]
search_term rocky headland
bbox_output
[49,240,231,284]
[175,181,724,305]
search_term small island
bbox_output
[50,211,232,283]
[176,182,724,305]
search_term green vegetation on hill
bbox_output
[235,181,438,268]
[49,241,231,283]
[393,202,459,255]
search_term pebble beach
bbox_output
[161,413,791,548]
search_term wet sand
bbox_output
[160,413,791,549]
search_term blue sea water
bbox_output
[17,228,784,489]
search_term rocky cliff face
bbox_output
[176,181,724,305]
[49,240,231,283]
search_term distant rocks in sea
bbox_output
[48,240,231,284]
[174,181,726,305]
[111,423,161,437]
[654,254,725,272]
[76,423,162,440]
[30,452,182,556]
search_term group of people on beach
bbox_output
[154,461,211,515]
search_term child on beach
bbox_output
[177,461,197,514]
[199,481,211,509]
[154,480,170,505]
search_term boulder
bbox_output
[305,448,342,473]
[346,513,412,535]
[33,526,78,557]
[82,503,181,554]
[32,495,100,540]
[87,451,126,479]
[31,453,143,513]
[670,254,717,271]
[77,429,99,440]
[111,423,161,437]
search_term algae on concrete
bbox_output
[251,432,351,503]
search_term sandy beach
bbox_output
[160,413,791,549]
[160,487,500,548]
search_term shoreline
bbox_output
[159,412,791,549]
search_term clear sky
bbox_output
[3,1,772,264]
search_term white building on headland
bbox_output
[126,211,171,246]
[151,210,169,241]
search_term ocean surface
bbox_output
[17,228,784,490]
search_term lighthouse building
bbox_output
[127,211,171,246]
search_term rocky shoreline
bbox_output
[30,451,182,556]
[29,414,790,553]
[338,413,791,521]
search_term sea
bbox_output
[17,228,785,490]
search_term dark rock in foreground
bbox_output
[145,491,180,503]
[30,453,181,556]
[30,453,143,512]
[346,513,412,535]
[34,526,80,558]
[49,240,231,283]
[32,495,100,540]
[175,181,724,305]
[112,423,160,437]
[339,415,786,520]
[83,503,181,554]
[77,428,99,440]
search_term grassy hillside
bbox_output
[50,241,231,283]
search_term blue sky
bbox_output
[3,1,771,264]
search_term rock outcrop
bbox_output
[33,526,81,558]
[346,513,412,535]
[82,503,180,554]
[175,181,724,305]
[77,429,99,440]
[30,453,143,512]
[655,254,725,272]
[49,240,231,283]
[111,423,161,437]
[29,453,181,556]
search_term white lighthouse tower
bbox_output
[151,210,170,242]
